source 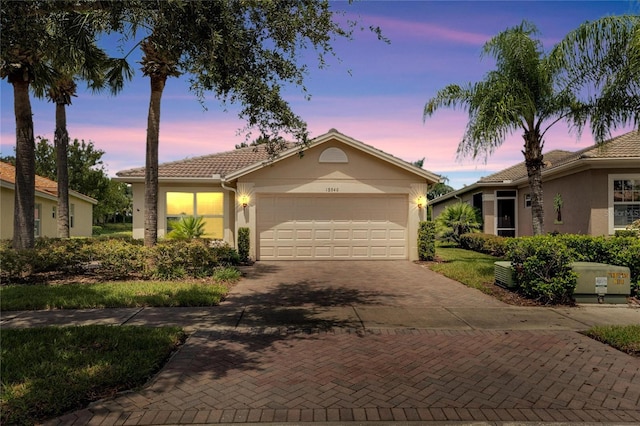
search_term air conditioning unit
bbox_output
[571,262,631,304]
[494,261,516,289]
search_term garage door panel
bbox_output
[258,195,408,260]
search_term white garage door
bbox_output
[257,194,408,260]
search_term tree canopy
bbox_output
[1,138,132,224]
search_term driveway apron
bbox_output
[48,261,640,425]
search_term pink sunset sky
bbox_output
[1,1,637,190]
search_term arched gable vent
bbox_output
[319,147,348,163]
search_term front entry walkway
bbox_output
[33,261,640,424]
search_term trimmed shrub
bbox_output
[238,227,250,262]
[0,244,33,280]
[151,239,216,279]
[1,236,241,283]
[90,239,147,279]
[418,221,436,261]
[459,233,509,257]
[507,236,577,304]
[210,242,240,266]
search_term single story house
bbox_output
[431,130,640,237]
[116,129,441,260]
[0,161,97,239]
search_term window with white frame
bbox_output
[166,192,224,238]
[611,176,640,230]
[524,194,531,208]
[70,203,75,228]
[34,203,42,237]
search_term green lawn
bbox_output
[93,222,133,238]
[1,280,231,310]
[1,325,185,425]
[584,325,640,357]
[430,246,500,295]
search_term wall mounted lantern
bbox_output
[416,195,427,209]
[239,194,250,208]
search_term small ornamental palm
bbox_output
[168,216,206,239]
[435,203,482,245]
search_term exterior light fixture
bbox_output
[416,196,427,209]
[239,194,250,208]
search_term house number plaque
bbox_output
[325,187,339,193]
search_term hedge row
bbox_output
[458,233,639,304]
[459,233,510,257]
[0,238,240,282]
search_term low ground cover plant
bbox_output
[1,325,185,425]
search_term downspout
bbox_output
[219,175,238,248]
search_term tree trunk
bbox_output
[144,74,167,247]
[523,130,545,235]
[55,102,70,238]
[11,79,36,249]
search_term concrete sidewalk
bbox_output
[3,260,638,425]
[2,303,639,332]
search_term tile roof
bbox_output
[116,143,296,179]
[479,130,640,183]
[115,129,439,182]
[0,161,96,202]
[1,161,59,196]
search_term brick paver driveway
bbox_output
[51,261,640,425]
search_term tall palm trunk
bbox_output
[10,78,36,249]
[144,73,167,247]
[54,102,70,238]
[523,130,545,235]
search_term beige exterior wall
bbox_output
[237,140,429,261]
[1,185,94,239]
[132,182,235,243]
[435,166,640,238]
[70,196,94,237]
[1,186,14,240]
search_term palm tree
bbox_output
[168,216,206,239]
[424,21,583,235]
[551,15,640,142]
[1,2,71,248]
[424,19,640,236]
[435,202,482,245]
[1,2,128,247]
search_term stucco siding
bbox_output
[1,186,93,239]
[1,187,14,239]
[238,140,429,261]
[70,197,94,237]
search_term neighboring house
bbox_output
[431,130,640,237]
[115,129,441,260]
[0,161,97,239]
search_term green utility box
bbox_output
[494,261,516,289]
[570,262,631,304]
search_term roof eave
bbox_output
[225,130,442,184]
[114,176,223,184]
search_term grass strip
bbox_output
[1,280,230,311]
[1,325,185,425]
[430,247,499,294]
[583,325,640,356]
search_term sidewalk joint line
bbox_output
[445,307,476,330]
[351,305,366,331]
[120,307,144,326]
